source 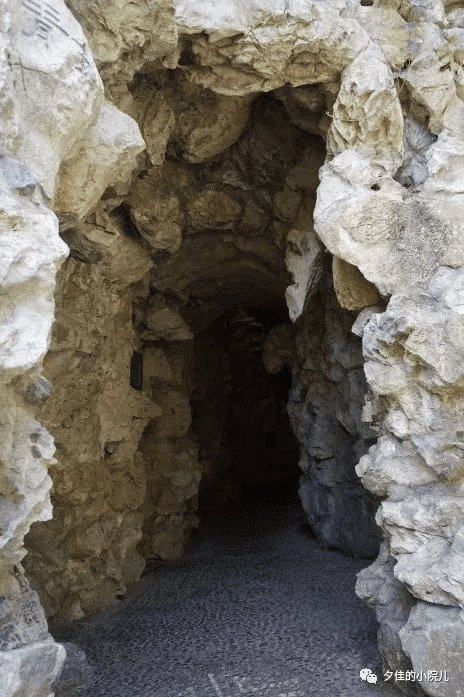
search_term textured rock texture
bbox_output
[23,221,161,621]
[284,268,383,559]
[50,642,93,697]
[2,0,464,696]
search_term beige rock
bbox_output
[356,1,409,70]
[403,23,460,136]
[274,85,327,137]
[53,100,146,227]
[285,199,325,322]
[143,296,193,341]
[63,220,153,286]
[148,389,192,439]
[328,45,404,171]
[6,2,464,695]
[176,4,367,95]
[138,438,201,562]
[332,256,381,311]
[142,348,174,393]
[23,231,159,620]
[128,175,183,253]
[314,149,449,297]
[186,189,241,227]
[262,323,296,374]
[147,510,199,561]
[173,81,251,162]
[65,0,178,108]
[129,87,175,167]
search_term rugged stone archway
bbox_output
[2,1,464,695]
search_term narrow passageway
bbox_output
[49,495,404,697]
[47,305,403,697]
[190,309,301,508]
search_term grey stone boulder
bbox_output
[399,602,464,697]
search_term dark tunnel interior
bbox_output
[191,308,302,511]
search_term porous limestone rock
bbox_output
[0,0,113,689]
[0,639,66,697]
[3,0,103,200]
[136,335,201,561]
[53,100,146,228]
[282,154,326,321]
[332,256,382,312]
[399,601,464,697]
[186,189,242,228]
[168,71,252,163]
[0,574,66,696]
[0,184,68,379]
[50,641,94,697]
[143,295,193,341]
[65,0,178,110]
[273,84,328,138]
[356,541,424,697]
[4,0,464,696]
[128,81,175,167]
[23,220,161,620]
[285,270,382,559]
[128,170,183,253]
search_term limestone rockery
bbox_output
[2,0,464,695]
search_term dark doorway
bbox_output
[191,310,301,509]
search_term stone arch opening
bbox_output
[4,1,464,695]
[9,46,391,694]
[21,82,384,617]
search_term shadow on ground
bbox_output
[50,498,410,697]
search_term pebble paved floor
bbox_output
[49,493,409,697]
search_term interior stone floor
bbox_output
[49,492,408,697]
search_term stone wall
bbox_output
[2,1,464,696]
[23,219,159,621]
[283,268,383,559]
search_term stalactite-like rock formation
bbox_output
[3,1,464,695]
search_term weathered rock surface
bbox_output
[356,541,425,697]
[332,256,382,312]
[3,0,464,695]
[399,602,464,697]
[50,641,93,697]
[53,101,146,228]
[23,220,160,621]
[2,1,103,201]
[1,0,110,692]
[284,271,382,559]
[65,0,178,110]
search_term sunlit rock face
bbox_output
[3,0,464,695]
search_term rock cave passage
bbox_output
[9,2,464,693]
[47,296,403,697]
[19,86,412,697]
